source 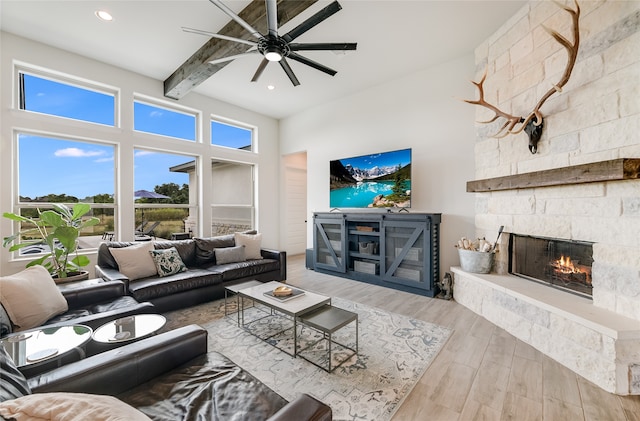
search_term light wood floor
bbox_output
[286,254,640,421]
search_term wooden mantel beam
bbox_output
[164,0,317,100]
[467,159,640,192]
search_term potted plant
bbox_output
[2,203,100,282]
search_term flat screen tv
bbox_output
[330,148,411,209]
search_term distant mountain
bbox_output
[330,160,358,190]
[372,163,411,181]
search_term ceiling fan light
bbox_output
[264,46,282,62]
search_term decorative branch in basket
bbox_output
[464,0,580,154]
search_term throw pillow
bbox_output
[193,235,235,266]
[0,392,152,421]
[214,245,246,265]
[0,266,68,331]
[234,232,263,260]
[109,242,157,281]
[149,247,187,277]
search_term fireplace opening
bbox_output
[509,234,594,298]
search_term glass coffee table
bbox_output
[237,281,331,357]
[92,314,166,344]
[1,325,92,375]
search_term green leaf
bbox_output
[26,256,47,267]
[52,203,73,219]
[2,213,30,222]
[40,210,65,228]
[71,255,90,268]
[70,203,91,219]
[54,226,79,252]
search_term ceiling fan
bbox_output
[183,0,357,86]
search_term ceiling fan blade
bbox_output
[209,50,258,66]
[288,52,337,76]
[182,27,258,46]
[289,42,357,51]
[251,58,269,82]
[266,0,278,38]
[279,58,301,86]
[282,1,342,42]
[208,0,264,39]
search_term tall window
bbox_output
[211,160,254,235]
[15,133,116,252]
[134,149,196,239]
[134,101,196,141]
[211,119,253,151]
[19,72,116,126]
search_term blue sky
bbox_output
[336,148,411,171]
[18,74,251,199]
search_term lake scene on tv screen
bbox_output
[330,148,411,208]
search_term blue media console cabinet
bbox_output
[311,212,441,297]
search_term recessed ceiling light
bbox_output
[267,85,275,91]
[95,10,113,22]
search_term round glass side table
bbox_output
[2,325,93,373]
[92,314,166,344]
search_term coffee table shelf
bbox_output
[297,305,358,372]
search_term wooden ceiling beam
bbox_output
[164,0,317,100]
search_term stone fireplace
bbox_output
[452,1,640,395]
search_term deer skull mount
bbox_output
[524,117,544,154]
[465,0,580,154]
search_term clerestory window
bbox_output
[19,71,116,126]
[211,118,254,151]
[134,100,197,141]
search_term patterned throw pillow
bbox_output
[149,247,187,277]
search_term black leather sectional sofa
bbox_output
[1,325,332,421]
[95,235,287,312]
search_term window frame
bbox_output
[210,115,257,153]
[15,63,120,128]
[11,130,118,254]
[133,146,200,239]
[133,95,201,143]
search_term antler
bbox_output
[465,0,580,142]
[525,0,580,128]
[463,70,523,138]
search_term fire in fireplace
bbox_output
[509,234,594,298]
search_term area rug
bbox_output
[164,297,452,421]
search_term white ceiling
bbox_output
[0,0,527,119]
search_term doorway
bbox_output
[282,152,307,255]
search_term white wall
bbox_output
[0,32,281,276]
[280,54,478,275]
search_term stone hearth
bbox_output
[452,267,640,395]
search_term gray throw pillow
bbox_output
[194,235,235,265]
[214,246,246,265]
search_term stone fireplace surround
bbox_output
[453,167,640,395]
[453,0,640,395]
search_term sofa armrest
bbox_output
[59,279,126,309]
[95,265,130,288]
[267,393,332,421]
[261,248,287,281]
[28,325,207,395]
